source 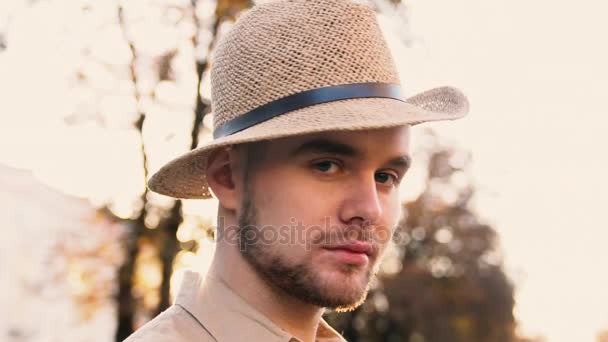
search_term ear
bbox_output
[206,146,241,210]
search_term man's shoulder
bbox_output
[123,304,215,342]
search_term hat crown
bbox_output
[210,0,400,130]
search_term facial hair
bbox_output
[237,191,377,312]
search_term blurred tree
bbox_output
[112,0,251,340]
[325,130,521,342]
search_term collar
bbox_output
[174,270,346,342]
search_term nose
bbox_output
[338,176,383,228]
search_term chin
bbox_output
[315,268,371,310]
[326,282,370,312]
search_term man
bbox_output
[125,0,468,341]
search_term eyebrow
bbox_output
[290,138,359,158]
[386,155,412,170]
[290,138,411,171]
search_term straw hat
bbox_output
[148,0,469,199]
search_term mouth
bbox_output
[322,241,374,266]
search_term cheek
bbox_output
[252,171,339,256]
[254,168,338,223]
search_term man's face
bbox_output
[235,126,411,311]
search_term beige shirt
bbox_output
[124,270,347,342]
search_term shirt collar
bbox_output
[174,270,346,342]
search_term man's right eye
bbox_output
[312,160,341,174]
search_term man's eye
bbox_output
[313,160,340,174]
[375,172,398,186]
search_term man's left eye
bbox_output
[375,172,398,186]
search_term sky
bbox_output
[1,0,607,341]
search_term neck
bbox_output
[207,238,324,342]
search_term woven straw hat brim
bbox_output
[148,85,469,199]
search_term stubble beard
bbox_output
[237,192,376,312]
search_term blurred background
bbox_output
[1,0,607,341]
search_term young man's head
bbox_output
[206,125,411,311]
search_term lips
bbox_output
[322,241,376,266]
[323,241,374,256]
